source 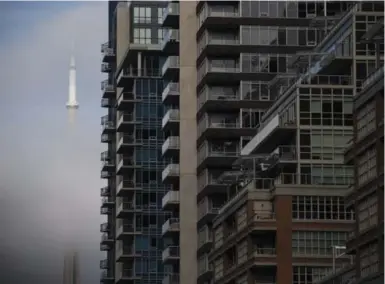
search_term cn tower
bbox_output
[66,42,79,124]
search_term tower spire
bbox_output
[66,40,79,124]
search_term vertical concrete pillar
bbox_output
[138,52,142,77]
[179,2,198,284]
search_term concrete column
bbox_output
[138,52,142,77]
[179,2,198,284]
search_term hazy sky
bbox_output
[0,2,108,283]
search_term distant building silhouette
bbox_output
[62,250,80,284]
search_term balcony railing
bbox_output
[101,233,112,242]
[198,198,222,219]
[101,42,114,56]
[162,82,180,102]
[162,163,180,181]
[117,68,161,82]
[301,75,352,86]
[162,246,180,260]
[198,226,212,248]
[274,173,354,187]
[162,191,180,208]
[252,247,277,256]
[163,273,179,284]
[198,143,239,164]
[101,80,114,92]
[162,218,180,235]
[162,56,180,76]
[162,109,180,128]
[163,2,179,22]
[163,29,179,45]
[198,116,240,135]
[162,136,180,154]
[197,86,239,107]
[249,211,276,222]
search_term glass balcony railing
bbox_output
[162,164,180,181]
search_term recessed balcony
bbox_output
[197,198,223,227]
[197,141,239,172]
[101,133,112,143]
[162,29,179,54]
[117,134,142,154]
[163,273,179,284]
[116,92,141,111]
[162,109,179,132]
[116,68,161,90]
[162,218,180,237]
[162,56,179,80]
[116,202,141,219]
[101,62,112,73]
[197,170,227,201]
[197,225,213,255]
[162,82,179,105]
[162,190,180,210]
[162,246,180,264]
[116,224,142,240]
[100,222,111,233]
[100,270,114,283]
[101,151,115,173]
[100,259,108,269]
[101,80,115,99]
[162,2,179,28]
[100,207,113,215]
[117,113,142,132]
[100,233,114,245]
[162,136,179,157]
[250,247,277,266]
[116,179,142,197]
[116,158,141,176]
[116,245,141,262]
[101,42,115,63]
[162,163,180,184]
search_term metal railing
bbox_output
[100,186,110,196]
[118,68,161,81]
[101,80,114,92]
[101,63,112,72]
[101,42,114,56]
[249,211,276,222]
[100,259,108,269]
[100,222,110,232]
[252,247,277,256]
[274,173,354,186]
[197,87,239,107]
[101,233,111,242]
[101,197,114,205]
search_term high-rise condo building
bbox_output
[100,2,384,284]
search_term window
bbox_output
[358,195,378,232]
[292,196,354,220]
[360,243,379,277]
[357,100,376,140]
[133,7,152,24]
[158,7,164,24]
[293,266,332,284]
[133,28,151,44]
[292,231,348,256]
[357,147,377,186]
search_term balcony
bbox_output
[197,169,227,200]
[116,158,140,176]
[100,186,110,197]
[162,2,179,28]
[100,207,113,215]
[100,259,108,269]
[116,202,141,219]
[116,179,142,197]
[101,115,115,135]
[360,65,384,93]
[197,85,272,116]
[162,29,180,54]
[101,151,115,173]
[162,109,179,132]
[162,190,180,210]
[162,218,180,237]
[197,225,213,254]
[197,141,239,171]
[116,245,141,262]
[101,62,112,73]
[116,224,142,240]
[100,222,111,233]
[100,243,112,251]
[116,269,140,283]
[241,115,297,156]
[162,246,180,263]
[101,98,114,108]
[163,273,179,284]
[162,56,179,80]
[100,233,113,245]
[162,82,179,105]
[101,170,112,179]
[197,258,213,283]
[162,163,180,184]
[117,113,141,132]
[101,133,112,143]
[274,173,354,188]
[162,136,179,157]
[117,134,142,154]
[116,92,141,111]
[248,211,277,232]
[101,42,115,63]
[198,198,222,227]
[116,68,161,89]
[101,197,115,209]
[101,80,115,99]
[197,59,240,89]
[197,31,240,62]
[100,270,114,283]
[250,247,277,266]
[197,115,255,145]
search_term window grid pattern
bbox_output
[360,243,379,277]
[358,195,378,232]
[293,266,333,284]
[357,147,377,186]
[133,7,152,24]
[292,196,354,221]
[356,100,376,141]
[292,231,348,256]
